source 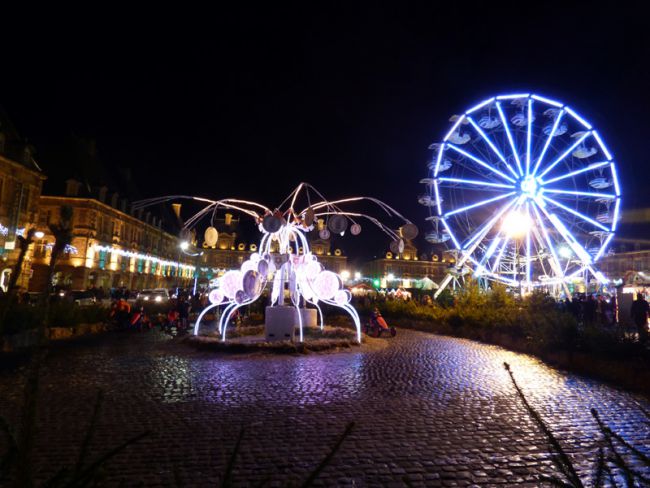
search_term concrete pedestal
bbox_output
[264,306,319,341]
[265,306,296,342]
[297,308,317,328]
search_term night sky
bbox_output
[1,3,648,259]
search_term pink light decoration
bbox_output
[221,270,243,299]
[334,289,351,305]
[241,259,257,274]
[304,261,322,281]
[208,289,224,305]
[312,271,341,300]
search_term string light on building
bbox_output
[46,243,79,255]
[93,244,196,271]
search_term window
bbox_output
[98,250,107,270]
[19,188,30,215]
[77,210,88,226]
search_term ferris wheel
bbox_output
[420,93,621,296]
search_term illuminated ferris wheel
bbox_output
[420,93,621,296]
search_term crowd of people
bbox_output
[108,289,207,335]
[559,293,617,326]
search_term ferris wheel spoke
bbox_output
[444,191,516,218]
[491,236,510,272]
[466,117,519,179]
[540,195,610,232]
[537,131,592,179]
[437,177,515,190]
[524,202,532,283]
[446,144,517,184]
[542,188,616,200]
[536,203,594,266]
[526,98,533,176]
[442,151,512,184]
[495,101,524,177]
[530,202,569,279]
[461,196,518,250]
[532,109,565,176]
[540,160,610,186]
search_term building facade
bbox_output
[0,130,46,291]
[599,249,650,283]
[361,240,452,288]
[31,189,195,292]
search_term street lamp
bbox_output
[341,270,350,281]
[179,240,204,295]
[354,271,361,280]
[34,231,44,239]
[558,245,572,259]
[387,273,395,281]
[501,210,531,238]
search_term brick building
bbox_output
[361,239,452,288]
[0,114,46,291]
[599,247,650,283]
[30,180,195,292]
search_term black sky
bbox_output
[1,2,648,258]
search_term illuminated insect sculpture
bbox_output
[137,183,417,342]
[420,93,621,297]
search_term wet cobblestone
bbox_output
[1,329,649,486]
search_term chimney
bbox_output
[97,186,108,203]
[172,203,182,220]
[145,211,151,224]
[110,192,119,208]
[65,179,81,197]
[225,213,233,226]
[136,208,144,220]
[120,198,128,213]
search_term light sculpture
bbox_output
[421,93,621,297]
[136,183,416,343]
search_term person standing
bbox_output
[630,293,649,345]
[177,296,190,331]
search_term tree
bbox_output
[44,206,73,294]
[0,229,36,335]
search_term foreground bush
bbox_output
[357,283,648,363]
[1,302,109,335]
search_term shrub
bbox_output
[1,303,44,334]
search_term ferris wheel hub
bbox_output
[519,176,539,197]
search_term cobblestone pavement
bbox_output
[1,329,649,487]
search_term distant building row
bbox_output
[1,125,646,293]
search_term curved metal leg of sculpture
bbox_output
[342,303,362,343]
[313,302,324,330]
[218,302,239,341]
[193,303,221,336]
[322,299,361,343]
[220,299,257,342]
[294,301,304,342]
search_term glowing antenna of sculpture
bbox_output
[135,183,416,343]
